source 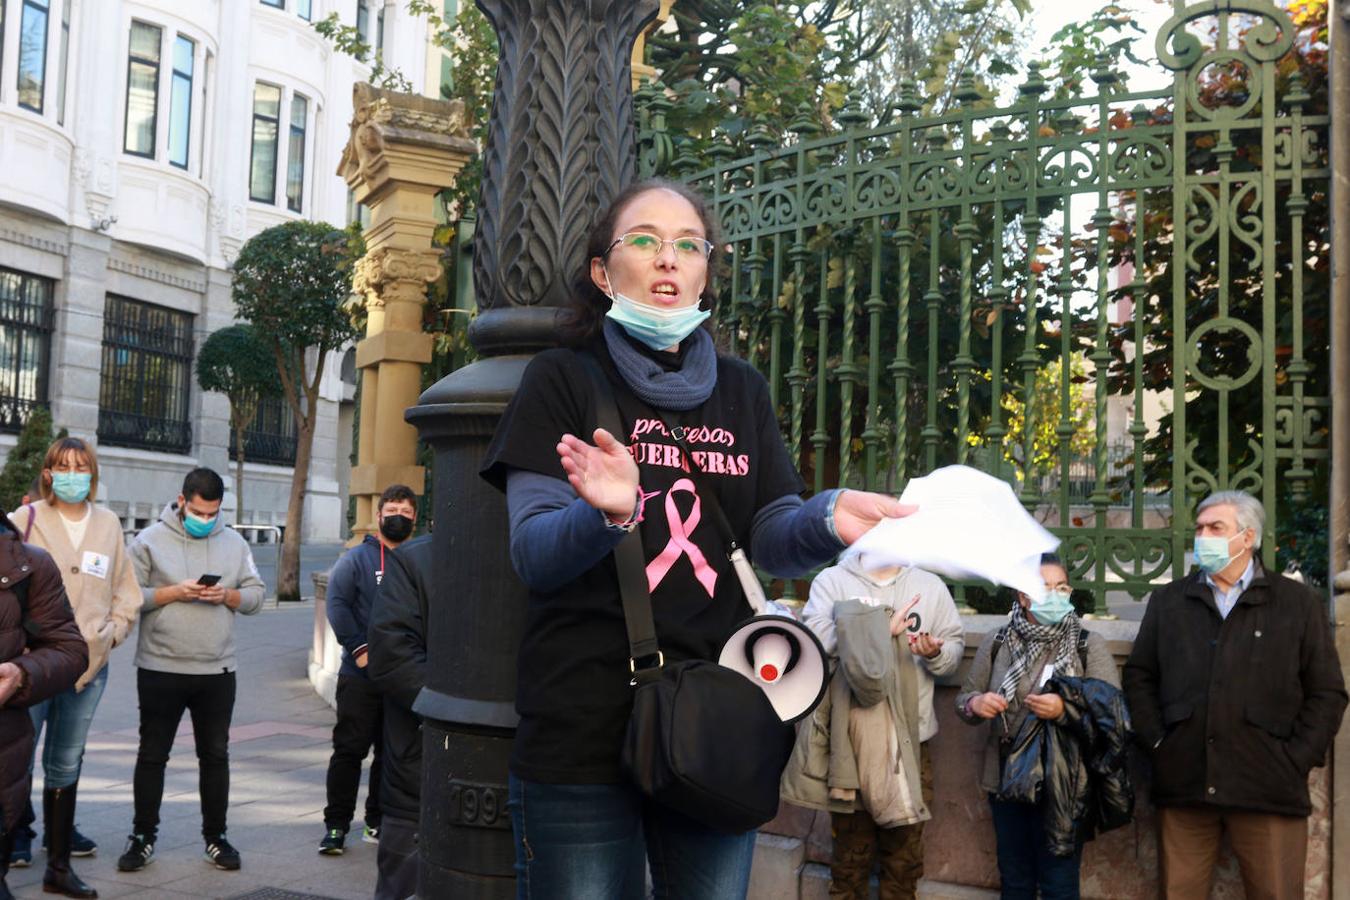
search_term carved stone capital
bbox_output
[353,246,443,308]
[339,84,476,197]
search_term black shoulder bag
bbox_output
[584,358,794,835]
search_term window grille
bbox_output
[230,393,298,467]
[98,295,193,453]
[0,267,54,432]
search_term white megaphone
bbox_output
[718,549,829,723]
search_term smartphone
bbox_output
[197,574,222,587]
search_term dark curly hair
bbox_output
[559,178,724,347]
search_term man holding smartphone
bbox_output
[118,468,265,874]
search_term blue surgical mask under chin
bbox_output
[1194,534,1237,574]
[1029,588,1075,626]
[604,282,709,351]
[51,472,91,504]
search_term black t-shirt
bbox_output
[481,338,805,783]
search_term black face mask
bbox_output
[379,514,414,543]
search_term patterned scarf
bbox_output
[997,603,1082,710]
[603,319,717,411]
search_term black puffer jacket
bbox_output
[997,675,1134,857]
[367,535,434,823]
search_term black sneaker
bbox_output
[204,835,241,871]
[317,827,346,856]
[116,834,155,871]
[9,825,34,867]
[44,825,97,857]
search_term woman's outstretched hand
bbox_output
[557,429,640,521]
[832,490,917,546]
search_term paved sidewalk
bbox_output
[8,604,377,900]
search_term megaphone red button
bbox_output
[759,664,779,682]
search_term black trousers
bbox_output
[323,674,384,831]
[374,814,419,900]
[132,668,237,841]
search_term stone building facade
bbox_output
[0,0,449,538]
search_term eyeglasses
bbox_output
[606,232,714,260]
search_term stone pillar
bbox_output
[1331,5,1349,898]
[405,2,659,896]
[631,0,676,88]
[339,84,476,540]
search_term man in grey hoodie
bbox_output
[116,468,265,875]
[801,555,964,899]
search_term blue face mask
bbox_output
[183,511,216,539]
[1029,587,1075,626]
[51,472,91,504]
[1194,534,1239,574]
[603,278,709,351]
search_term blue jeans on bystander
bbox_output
[508,774,757,900]
[28,665,109,789]
[988,796,1082,900]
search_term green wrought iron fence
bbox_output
[638,1,1330,609]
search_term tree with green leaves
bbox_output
[0,407,66,513]
[196,324,281,525]
[232,221,363,603]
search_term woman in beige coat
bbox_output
[8,437,139,898]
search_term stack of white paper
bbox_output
[844,465,1060,599]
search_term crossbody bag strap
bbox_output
[578,355,663,676]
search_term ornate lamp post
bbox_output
[406,2,659,896]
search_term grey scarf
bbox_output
[603,319,717,411]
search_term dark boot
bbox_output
[1,827,16,900]
[42,787,97,898]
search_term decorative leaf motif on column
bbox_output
[473,0,659,315]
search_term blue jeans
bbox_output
[509,775,757,899]
[988,797,1082,900]
[28,665,108,789]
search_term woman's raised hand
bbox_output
[831,490,918,546]
[557,429,641,521]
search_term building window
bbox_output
[0,267,54,433]
[260,0,284,7]
[124,21,162,157]
[230,394,297,466]
[286,94,307,212]
[168,35,194,168]
[356,0,370,48]
[376,3,385,57]
[17,0,50,113]
[55,1,68,124]
[98,296,194,454]
[249,83,281,203]
[297,0,312,20]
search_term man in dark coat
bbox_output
[0,514,89,900]
[318,485,419,855]
[366,533,434,900]
[1123,490,1347,898]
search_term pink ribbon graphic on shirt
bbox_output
[646,478,718,598]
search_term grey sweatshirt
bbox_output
[803,557,964,742]
[127,502,266,674]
